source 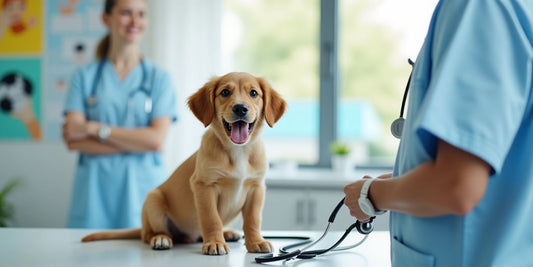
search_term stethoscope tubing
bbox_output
[391,58,416,139]
[86,58,152,111]
[399,58,415,118]
[254,197,374,263]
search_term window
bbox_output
[222,0,437,168]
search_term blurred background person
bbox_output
[62,0,177,229]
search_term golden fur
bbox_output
[81,72,286,255]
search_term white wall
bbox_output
[0,142,76,227]
[0,0,222,228]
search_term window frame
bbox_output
[316,0,338,168]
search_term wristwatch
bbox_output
[98,124,111,142]
[358,178,386,216]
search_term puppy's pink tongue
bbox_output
[231,121,249,144]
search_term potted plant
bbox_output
[329,141,353,176]
[0,178,21,227]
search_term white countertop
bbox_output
[0,228,391,267]
[265,167,391,189]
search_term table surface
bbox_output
[0,228,391,267]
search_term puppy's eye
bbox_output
[221,89,231,97]
[249,89,258,98]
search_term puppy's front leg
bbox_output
[242,183,273,253]
[192,181,229,255]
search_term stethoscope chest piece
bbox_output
[144,98,152,113]
[355,219,374,235]
[390,117,405,139]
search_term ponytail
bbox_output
[95,0,116,60]
[95,34,110,60]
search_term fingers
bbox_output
[62,120,88,141]
[377,172,393,179]
[343,180,372,222]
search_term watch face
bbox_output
[98,126,110,140]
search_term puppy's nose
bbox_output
[232,104,249,117]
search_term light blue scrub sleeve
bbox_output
[414,1,532,174]
[150,70,177,122]
[63,68,87,115]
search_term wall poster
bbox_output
[0,0,106,141]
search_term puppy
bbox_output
[82,72,287,255]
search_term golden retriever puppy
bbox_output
[81,72,286,255]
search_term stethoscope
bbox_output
[390,58,415,139]
[254,197,375,263]
[85,58,153,120]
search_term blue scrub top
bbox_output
[392,1,533,266]
[64,59,177,229]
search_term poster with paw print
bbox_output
[0,57,42,140]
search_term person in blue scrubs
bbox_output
[344,1,533,266]
[62,0,177,229]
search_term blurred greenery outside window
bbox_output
[222,0,437,168]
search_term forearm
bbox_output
[81,118,171,153]
[63,113,170,153]
[104,126,166,152]
[372,163,461,216]
[66,138,123,155]
[371,143,490,217]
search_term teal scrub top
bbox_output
[392,1,533,266]
[64,59,177,229]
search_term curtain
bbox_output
[144,0,222,172]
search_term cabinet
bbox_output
[262,187,389,232]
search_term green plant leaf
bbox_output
[0,178,22,227]
[329,141,351,155]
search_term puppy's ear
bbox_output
[188,76,218,127]
[258,77,286,127]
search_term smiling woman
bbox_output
[62,0,177,229]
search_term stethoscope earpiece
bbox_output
[390,117,405,139]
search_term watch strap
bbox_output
[359,178,386,216]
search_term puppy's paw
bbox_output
[223,230,242,242]
[150,234,173,250]
[245,239,273,253]
[202,241,230,255]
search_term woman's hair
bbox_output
[95,0,117,60]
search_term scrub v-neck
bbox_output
[105,60,142,88]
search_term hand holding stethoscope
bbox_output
[255,58,415,263]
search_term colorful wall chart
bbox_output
[44,0,106,140]
[0,1,107,141]
[0,0,43,140]
[0,58,42,140]
[0,0,43,54]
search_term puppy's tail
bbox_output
[81,228,141,242]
